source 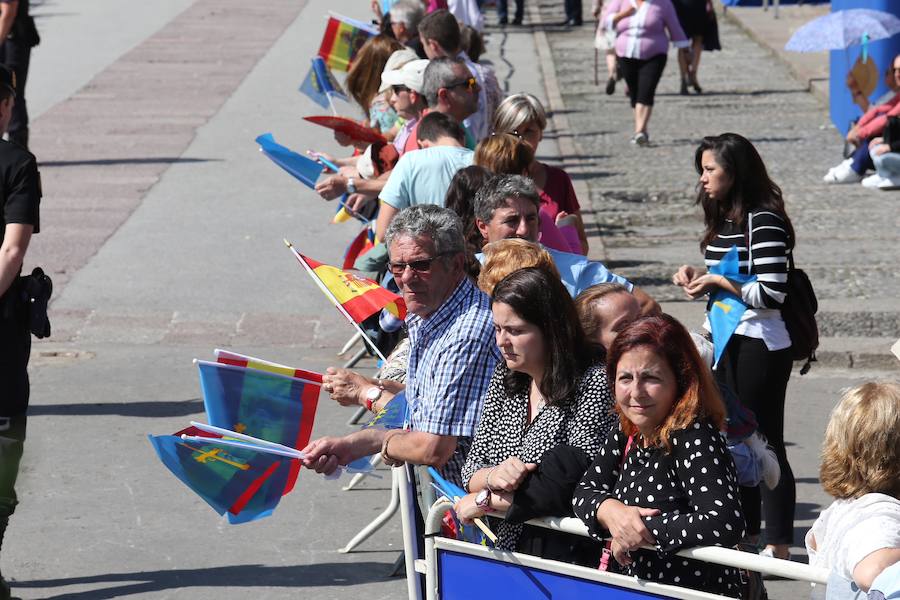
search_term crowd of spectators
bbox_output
[296,6,899,598]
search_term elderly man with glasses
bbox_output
[303,205,500,487]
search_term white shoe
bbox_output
[862,173,888,188]
[823,159,862,183]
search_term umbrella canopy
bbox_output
[786,9,900,52]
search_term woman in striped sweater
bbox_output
[672,132,796,562]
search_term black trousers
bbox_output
[564,0,582,22]
[0,414,25,519]
[715,334,795,545]
[0,37,31,141]
[497,0,524,22]
[617,53,667,107]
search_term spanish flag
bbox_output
[213,349,324,384]
[285,240,406,325]
[317,14,378,72]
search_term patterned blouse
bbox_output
[573,420,745,598]
[461,362,617,550]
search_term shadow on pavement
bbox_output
[39,157,221,167]
[14,562,397,599]
[28,399,204,418]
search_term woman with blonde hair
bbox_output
[806,381,900,598]
[492,93,589,254]
[476,238,559,295]
[574,314,744,597]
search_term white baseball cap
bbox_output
[380,59,430,94]
[378,48,420,93]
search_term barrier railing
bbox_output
[418,496,828,600]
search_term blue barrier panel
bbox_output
[439,549,675,599]
[830,0,900,135]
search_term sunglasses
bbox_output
[391,84,411,94]
[387,252,452,277]
[445,77,478,92]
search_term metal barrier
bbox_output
[418,497,829,600]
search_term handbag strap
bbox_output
[598,434,635,571]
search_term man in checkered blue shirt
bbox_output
[303,205,500,487]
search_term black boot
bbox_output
[0,517,10,600]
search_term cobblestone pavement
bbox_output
[528,0,899,368]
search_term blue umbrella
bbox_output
[785,9,900,53]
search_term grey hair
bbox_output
[384,205,466,256]
[492,93,548,135]
[389,0,424,31]
[473,174,541,223]
[422,56,466,107]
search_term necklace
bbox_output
[530,381,546,413]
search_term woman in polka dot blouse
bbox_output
[454,267,617,555]
[573,314,745,597]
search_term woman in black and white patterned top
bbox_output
[454,267,617,554]
[574,315,744,597]
[672,133,796,560]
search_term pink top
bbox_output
[425,0,448,12]
[604,0,688,60]
[538,208,582,254]
[857,92,900,140]
[537,165,581,220]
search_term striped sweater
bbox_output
[703,211,792,350]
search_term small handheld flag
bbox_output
[343,223,376,270]
[299,56,347,115]
[427,467,497,544]
[255,133,324,189]
[317,13,378,72]
[707,246,756,367]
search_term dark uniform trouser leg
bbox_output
[0,39,31,148]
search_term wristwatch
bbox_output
[364,381,384,412]
[475,488,492,511]
[346,177,357,194]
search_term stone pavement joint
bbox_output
[536,0,899,372]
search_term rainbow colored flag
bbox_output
[317,14,378,72]
[286,243,406,325]
[149,425,295,524]
[214,349,323,384]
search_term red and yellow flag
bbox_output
[287,242,406,325]
[317,15,377,72]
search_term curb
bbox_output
[527,4,612,263]
[719,4,829,106]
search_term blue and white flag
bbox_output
[299,57,347,110]
[708,245,756,368]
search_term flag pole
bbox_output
[284,239,389,363]
[327,93,339,117]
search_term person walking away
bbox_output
[0,63,41,600]
[672,0,720,95]
[604,0,688,145]
[0,0,37,149]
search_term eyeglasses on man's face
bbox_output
[445,77,478,93]
[387,252,453,277]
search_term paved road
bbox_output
[6,0,896,598]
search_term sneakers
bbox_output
[630,132,648,146]
[823,158,862,184]
[861,172,900,190]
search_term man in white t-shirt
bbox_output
[375,111,473,240]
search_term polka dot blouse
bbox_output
[573,420,745,598]
[461,362,617,550]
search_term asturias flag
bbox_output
[707,245,756,368]
[317,14,378,72]
[255,133,324,189]
[286,244,407,324]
